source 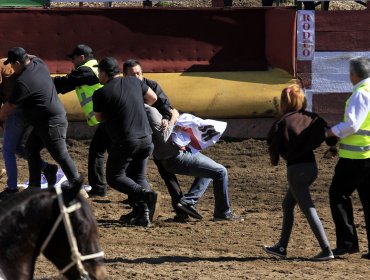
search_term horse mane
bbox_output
[0,180,85,220]
[0,189,55,221]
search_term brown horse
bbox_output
[0,181,106,280]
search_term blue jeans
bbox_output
[161,151,231,217]
[2,109,27,190]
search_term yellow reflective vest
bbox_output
[339,80,370,159]
[75,59,103,126]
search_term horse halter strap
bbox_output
[40,185,104,277]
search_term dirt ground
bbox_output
[2,138,369,279]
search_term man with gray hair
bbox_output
[326,56,370,259]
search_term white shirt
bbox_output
[331,77,370,138]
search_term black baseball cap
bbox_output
[96,57,120,76]
[4,47,27,65]
[67,44,93,59]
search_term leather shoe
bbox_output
[176,202,202,219]
[361,252,370,260]
[144,191,161,222]
[88,188,107,198]
[332,246,359,256]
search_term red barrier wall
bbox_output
[0,7,296,75]
[316,10,370,51]
[0,8,270,74]
[265,8,296,75]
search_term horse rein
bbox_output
[40,185,104,278]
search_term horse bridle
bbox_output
[40,185,104,278]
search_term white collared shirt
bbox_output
[332,77,370,138]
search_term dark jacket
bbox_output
[267,110,337,166]
[143,77,172,120]
[53,58,99,94]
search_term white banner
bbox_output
[297,10,315,61]
[172,113,227,154]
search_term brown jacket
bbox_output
[267,110,336,166]
[0,58,15,104]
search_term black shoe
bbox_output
[144,191,161,222]
[213,212,244,222]
[0,188,19,200]
[121,198,130,205]
[263,245,287,258]
[176,202,202,220]
[332,246,359,256]
[361,252,370,260]
[310,247,334,261]
[43,164,58,187]
[89,188,107,198]
[133,204,151,227]
[120,208,139,225]
[173,212,190,223]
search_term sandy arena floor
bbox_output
[2,138,369,279]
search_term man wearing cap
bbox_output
[0,57,57,198]
[0,47,82,190]
[92,57,159,227]
[123,58,187,222]
[53,44,110,197]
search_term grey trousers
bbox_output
[278,162,330,249]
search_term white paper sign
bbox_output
[297,10,315,61]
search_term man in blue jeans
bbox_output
[145,105,242,221]
[0,57,57,199]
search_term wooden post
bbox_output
[143,0,152,7]
[224,0,232,6]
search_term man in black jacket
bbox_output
[93,57,159,227]
[0,47,82,191]
[54,44,110,197]
[123,59,187,222]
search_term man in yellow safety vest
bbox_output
[326,56,370,259]
[54,44,110,197]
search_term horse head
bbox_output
[42,180,106,280]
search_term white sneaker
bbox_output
[79,188,89,198]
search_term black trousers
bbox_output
[26,122,79,187]
[153,156,183,212]
[329,157,370,251]
[88,123,111,193]
[106,135,153,201]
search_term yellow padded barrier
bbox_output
[54,68,295,120]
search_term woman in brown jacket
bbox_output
[263,84,336,261]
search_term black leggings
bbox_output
[278,162,330,249]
